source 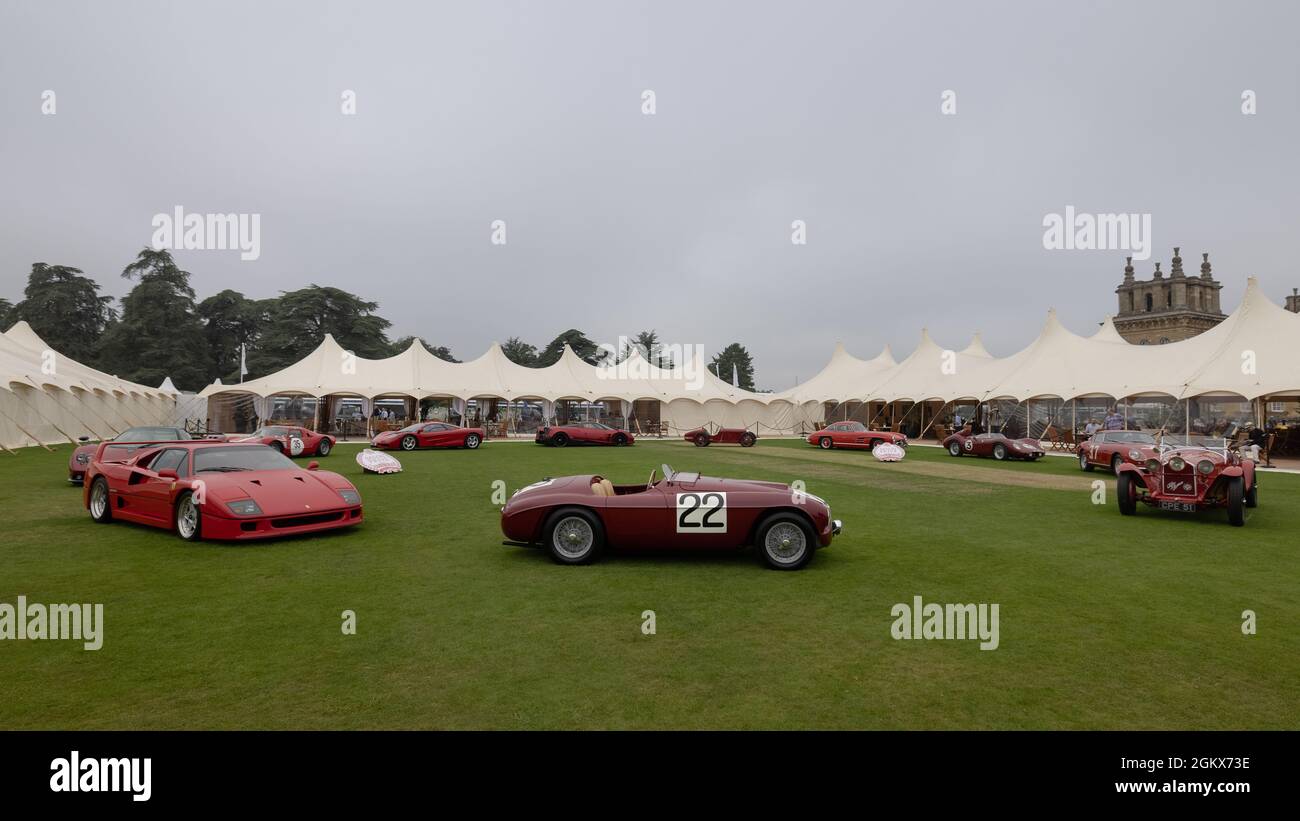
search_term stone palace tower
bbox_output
[1112,248,1225,344]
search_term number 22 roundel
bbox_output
[676,492,727,533]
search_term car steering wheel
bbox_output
[647,468,659,491]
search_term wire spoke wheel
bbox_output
[551,515,594,559]
[764,521,807,565]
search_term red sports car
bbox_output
[942,430,1044,461]
[371,422,484,451]
[84,441,363,541]
[1077,430,1158,474]
[229,425,335,457]
[501,464,841,569]
[808,421,906,451]
[1117,442,1258,526]
[535,422,633,447]
[68,426,193,485]
[683,426,757,447]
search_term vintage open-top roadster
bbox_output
[1115,439,1258,526]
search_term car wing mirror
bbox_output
[307,461,320,471]
[157,469,179,480]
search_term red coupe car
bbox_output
[942,430,1044,461]
[372,422,484,451]
[229,425,335,457]
[535,422,633,447]
[683,426,757,447]
[1117,442,1258,526]
[84,441,363,541]
[808,421,906,451]
[1077,430,1158,474]
[68,426,192,485]
[500,464,841,569]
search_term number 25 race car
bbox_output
[500,464,842,569]
[1116,441,1258,526]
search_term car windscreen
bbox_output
[1109,431,1156,444]
[194,445,297,473]
[398,423,423,433]
[257,427,289,436]
[116,427,188,441]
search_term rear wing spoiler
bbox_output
[92,439,192,464]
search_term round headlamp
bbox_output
[1145,459,1160,472]
[1169,456,1186,472]
[1197,459,1214,475]
[1128,449,1141,460]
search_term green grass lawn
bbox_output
[2,438,1297,729]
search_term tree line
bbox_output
[0,249,757,392]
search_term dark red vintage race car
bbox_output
[535,422,634,447]
[942,430,1044,461]
[1077,430,1158,474]
[500,464,841,570]
[1117,441,1258,526]
[84,441,363,541]
[228,425,335,457]
[371,422,484,451]
[68,426,193,485]
[808,421,907,451]
[683,426,757,447]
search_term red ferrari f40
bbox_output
[371,422,484,451]
[84,441,363,541]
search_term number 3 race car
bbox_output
[1116,441,1258,526]
[808,421,907,451]
[84,441,363,541]
[941,430,1044,461]
[500,464,842,570]
[683,426,757,447]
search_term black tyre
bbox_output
[1111,454,1123,475]
[947,440,962,457]
[464,433,481,449]
[1227,477,1245,526]
[740,432,756,447]
[317,438,332,456]
[1079,452,1093,471]
[612,433,628,446]
[1245,477,1258,508]
[1117,471,1137,515]
[694,433,710,447]
[543,507,604,564]
[401,435,418,451]
[756,513,816,570]
[552,433,569,448]
[818,437,833,450]
[89,477,113,524]
[992,443,1007,461]
[175,491,202,542]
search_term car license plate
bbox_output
[1159,501,1196,513]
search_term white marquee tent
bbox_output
[8,277,1293,449]
[0,321,175,451]
[196,277,1300,438]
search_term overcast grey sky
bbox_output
[2,0,1297,389]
